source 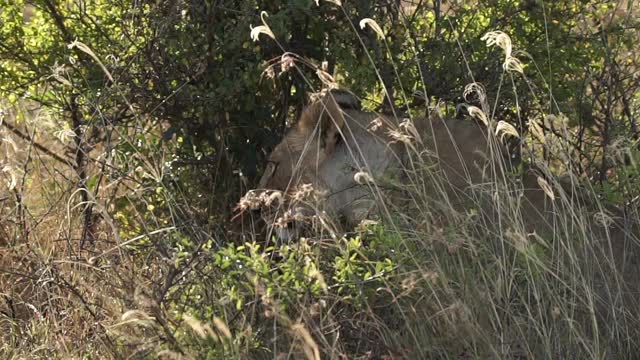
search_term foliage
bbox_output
[1,0,639,358]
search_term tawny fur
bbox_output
[258,90,505,228]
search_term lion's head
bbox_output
[257,90,353,192]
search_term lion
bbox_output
[244,89,515,241]
[246,89,637,248]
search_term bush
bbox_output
[1,0,639,358]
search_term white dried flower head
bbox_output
[504,56,524,74]
[265,65,275,79]
[353,171,373,185]
[359,18,385,39]
[368,118,383,132]
[281,53,295,72]
[292,183,314,202]
[481,31,513,59]
[316,69,338,89]
[68,40,114,82]
[274,209,304,228]
[400,118,422,144]
[495,120,520,142]
[463,82,487,102]
[54,128,76,143]
[250,11,275,42]
[50,61,73,87]
[105,54,120,64]
[309,90,324,103]
[264,191,283,207]
[237,190,263,211]
[315,0,342,5]
[463,82,489,113]
[387,129,413,145]
[357,219,379,230]
[466,106,489,127]
[536,176,555,201]
[481,31,525,74]
[387,127,420,155]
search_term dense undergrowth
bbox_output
[2,1,640,359]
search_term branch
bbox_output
[1,120,75,168]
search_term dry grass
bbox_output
[2,5,640,358]
[2,92,640,360]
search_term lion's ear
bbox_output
[296,92,346,156]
